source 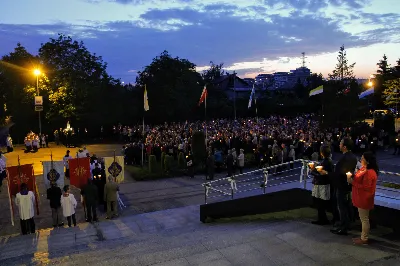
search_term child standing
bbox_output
[61,185,77,227]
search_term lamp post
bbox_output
[33,69,42,135]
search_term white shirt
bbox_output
[61,194,77,217]
[63,155,73,169]
[15,191,35,220]
[6,137,13,147]
[0,158,6,173]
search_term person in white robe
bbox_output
[15,183,36,235]
[61,185,77,227]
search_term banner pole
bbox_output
[7,179,14,226]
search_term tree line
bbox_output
[1,34,399,141]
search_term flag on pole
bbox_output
[6,164,39,224]
[248,84,255,108]
[144,85,149,111]
[69,157,91,189]
[359,87,374,99]
[42,161,65,188]
[309,85,323,97]
[104,156,124,183]
[198,86,207,106]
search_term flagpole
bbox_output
[142,84,146,167]
[255,98,258,123]
[233,71,237,120]
[205,88,207,146]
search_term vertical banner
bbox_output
[42,161,65,189]
[6,164,39,221]
[69,157,91,189]
[104,156,124,183]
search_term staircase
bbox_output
[0,205,398,266]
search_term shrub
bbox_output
[178,152,186,169]
[191,131,206,164]
[149,155,157,173]
[244,153,255,166]
[161,152,166,169]
[164,155,173,173]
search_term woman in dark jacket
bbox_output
[310,145,334,225]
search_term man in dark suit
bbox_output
[331,137,357,235]
[81,179,99,223]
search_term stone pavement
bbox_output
[0,206,399,265]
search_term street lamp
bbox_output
[33,69,42,135]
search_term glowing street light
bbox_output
[368,81,373,87]
[33,69,41,76]
[33,69,43,134]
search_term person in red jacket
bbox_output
[347,151,378,245]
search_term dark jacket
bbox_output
[334,152,358,191]
[81,182,99,205]
[47,186,62,209]
[311,158,334,185]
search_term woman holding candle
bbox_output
[310,145,334,225]
[347,151,378,245]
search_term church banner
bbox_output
[104,156,124,183]
[6,164,40,224]
[69,157,90,189]
[42,161,65,189]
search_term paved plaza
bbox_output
[0,206,399,265]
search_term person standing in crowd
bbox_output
[81,179,98,223]
[237,149,245,174]
[61,185,77,227]
[15,183,36,235]
[310,145,333,225]
[206,151,215,180]
[0,153,6,192]
[226,149,234,177]
[63,150,72,179]
[347,152,378,245]
[6,134,13,153]
[46,183,63,228]
[331,137,357,236]
[186,151,194,178]
[104,176,119,219]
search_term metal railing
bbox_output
[201,159,400,204]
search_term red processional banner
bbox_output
[69,157,91,189]
[6,164,40,224]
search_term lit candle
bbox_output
[316,166,323,171]
[346,172,352,178]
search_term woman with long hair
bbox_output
[347,151,378,245]
[310,145,334,225]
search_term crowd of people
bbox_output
[23,131,49,152]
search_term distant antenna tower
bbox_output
[301,52,307,68]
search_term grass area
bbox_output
[125,163,186,181]
[382,183,400,190]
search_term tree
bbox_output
[376,54,391,76]
[382,78,400,107]
[393,58,400,78]
[202,61,224,84]
[328,45,355,82]
[135,51,203,122]
[38,34,120,129]
[0,43,40,138]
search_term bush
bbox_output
[164,155,173,173]
[161,152,166,170]
[149,155,157,173]
[178,152,186,169]
[191,131,206,164]
[244,153,255,166]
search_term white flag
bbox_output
[104,156,124,183]
[248,84,255,108]
[42,161,65,189]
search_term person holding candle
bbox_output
[347,152,378,245]
[310,145,334,225]
[331,137,357,236]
